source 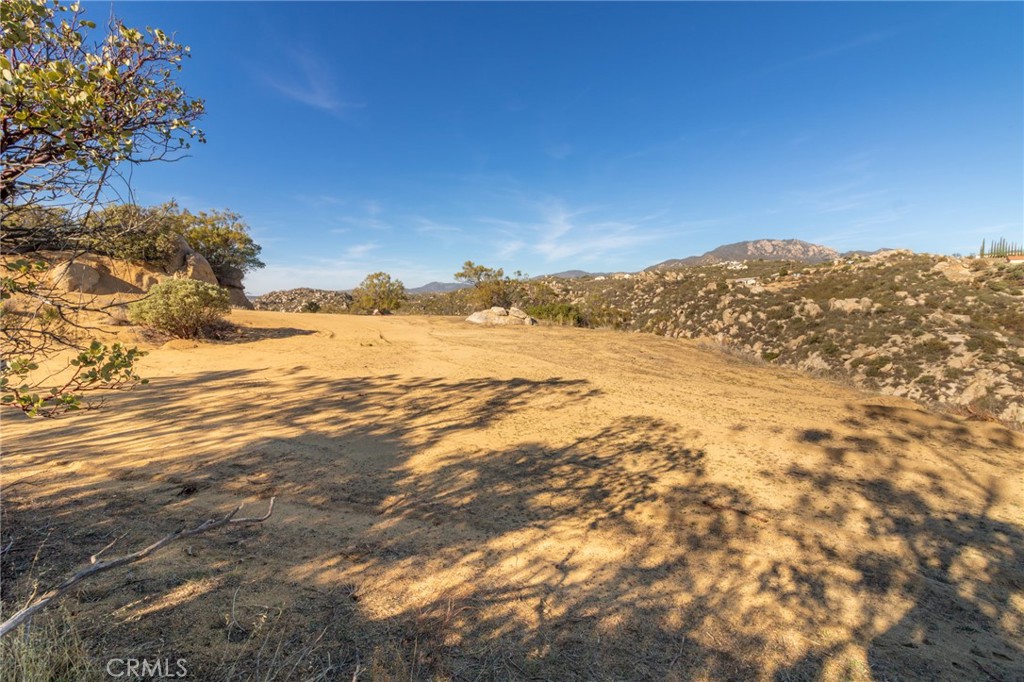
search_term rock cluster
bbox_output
[252,288,353,313]
[38,236,253,307]
[466,306,537,326]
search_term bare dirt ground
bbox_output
[3,310,1022,681]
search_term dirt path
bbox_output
[3,311,1022,680]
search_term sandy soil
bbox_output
[2,310,1022,681]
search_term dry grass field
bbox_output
[2,310,1022,680]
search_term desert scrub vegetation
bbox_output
[129,279,231,338]
[525,303,586,326]
[0,608,101,682]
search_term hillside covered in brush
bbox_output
[402,251,1023,427]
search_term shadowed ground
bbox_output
[3,311,1022,680]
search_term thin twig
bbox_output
[0,497,275,638]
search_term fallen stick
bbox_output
[0,497,275,638]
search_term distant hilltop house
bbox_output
[1008,254,1024,263]
[729,277,759,286]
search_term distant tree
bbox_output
[453,261,502,287]
[979,239,986,258]
[180,208,264,280]
[352,272,407,314]
[453,260,526,309]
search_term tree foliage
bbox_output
[77,201,264,279]
[453,260,526,309]
[1,0,204,416]
[180,208,264,280]
[1,0,204,215]
[352,272,407,314]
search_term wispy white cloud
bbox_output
[262,49,365,115]
[484,200,666,264]
[760,27,904,76]
[294,193,347,208]
[342,242,378,259]
[411,216,463,235]
[336,201,392,231]
[497,239,526,258]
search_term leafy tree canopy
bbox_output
[453,261,526,309]
[1,0,205,213]
[352,272,407,314]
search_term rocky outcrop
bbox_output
[931,259,976,283]
[40,252,166,294]
[29,246,251,306]
[175,252,219,286]
[466,306,538,326]
[829,297,874,314]
[214,265,253,309]
[252,288,353,313]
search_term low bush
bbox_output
[129,279,231,338]
[526,303,585,326]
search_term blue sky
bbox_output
[102,1,1022,293]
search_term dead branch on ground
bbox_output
[0,497,275,638]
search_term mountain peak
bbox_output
[647,239,839,271]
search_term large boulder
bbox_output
[226,287,254,309]
[217,265,245,290]
[466,306,537,326]
[174,252,219,286]
[931,259,975,283]
[42,253,165,294]
[48,261,101,293]
[829,297,873,314]
[163,234,194,273]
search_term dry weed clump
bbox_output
[0,609,100,682]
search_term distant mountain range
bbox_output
[539,270,612,279]
[407,281,471,295]
[646,239,841,271]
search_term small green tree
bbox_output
[181,208,265,280]
[453,260,525,309]
[128,279,230,338]
[352,272,407,314]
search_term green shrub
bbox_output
[129,279,231,338]
[525,303,585,326]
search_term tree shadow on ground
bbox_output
[2,374,1022,681]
